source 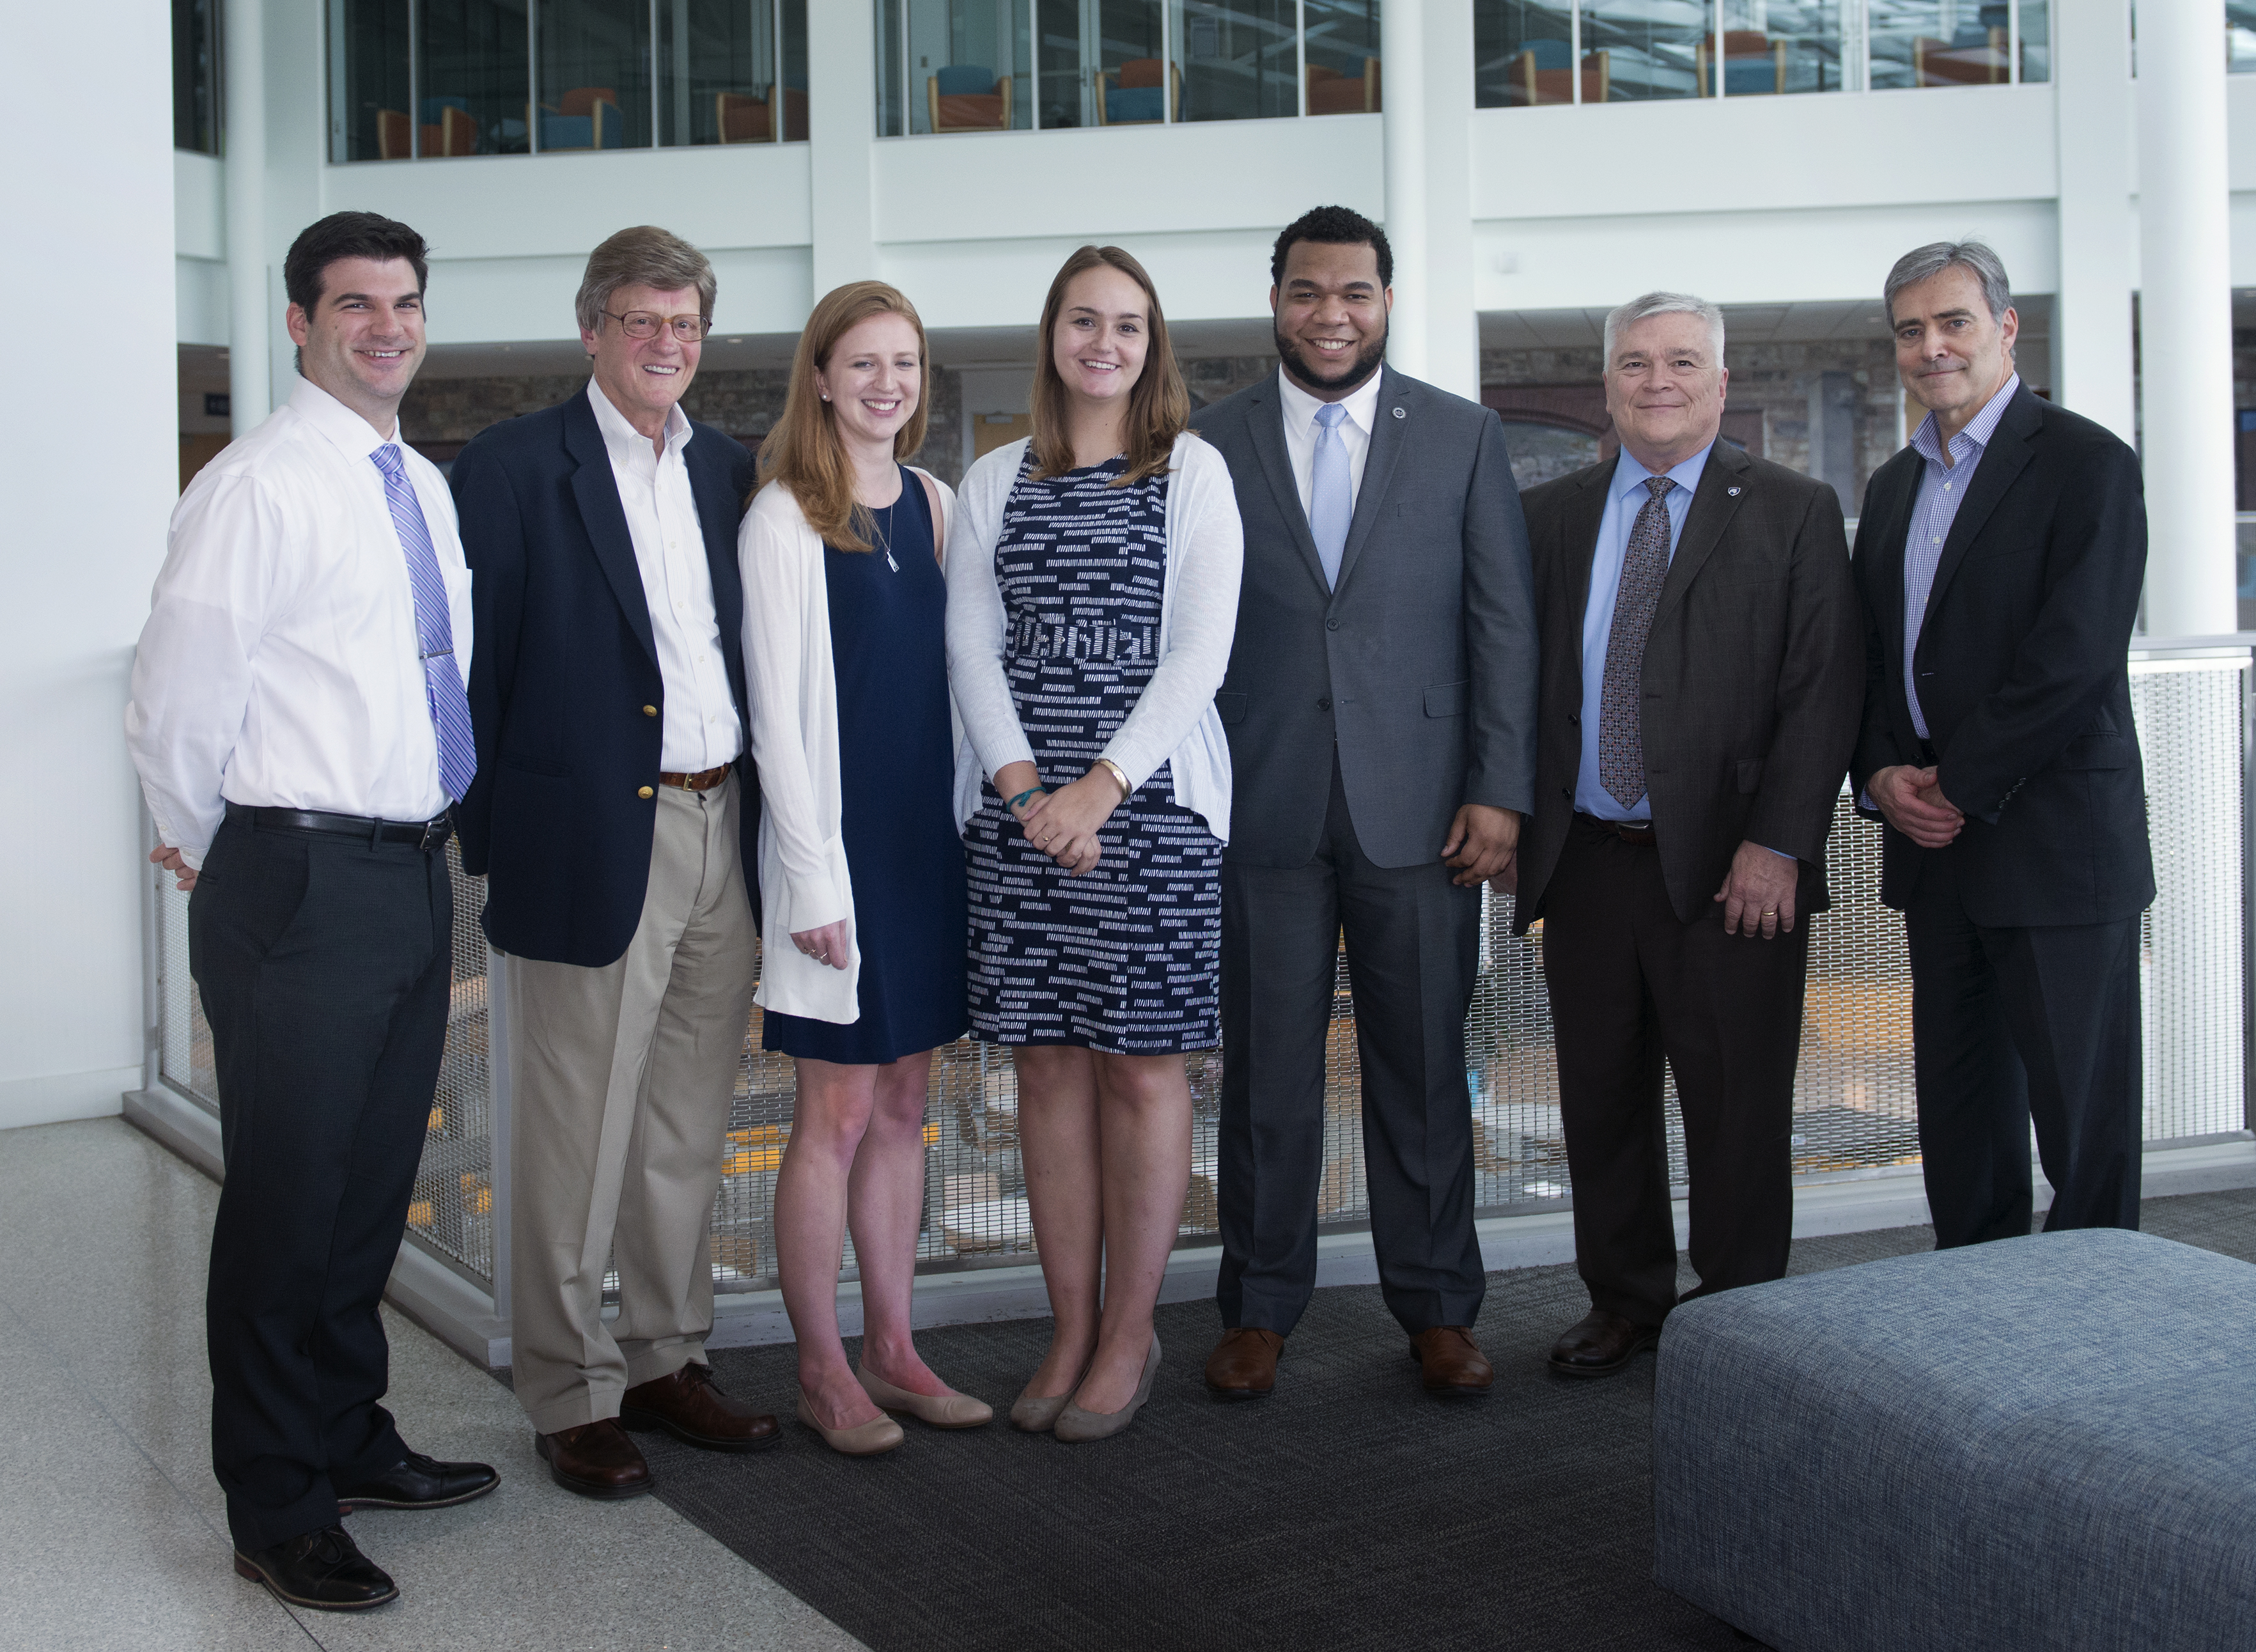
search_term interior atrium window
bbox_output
[1869,1,2013,90]
[1173,1,1296,121]
[2230,1,2256,72]
[538,0,653,150]
[416,0,531,157]
[1580,0,1706,102]
[1709,1,1843,95]
[658,1,805,145]
[892,0,1033,136]
[1302,0,1380,113]
[175,0,223,154]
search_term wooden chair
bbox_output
[717,90,772,143]
[1507,40,1609,105]
[539,86,623,150]
[421,99,479,156]
[1093,57,1178,125]
[1913,27,2008,86]
[926,65,1011,132]
[377,108,411,159]
[1695,30,1786,95]
[1306,56,1380,114]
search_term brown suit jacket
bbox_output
[1514,439,1863,930]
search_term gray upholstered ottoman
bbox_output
[1653,1227,2256,1651]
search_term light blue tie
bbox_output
[1309,401,1353,589]
[372,444,478,806]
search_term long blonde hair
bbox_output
[756,281,932,552]
[1029,245,1188,487]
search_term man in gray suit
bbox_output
[1191,205,1538,1401]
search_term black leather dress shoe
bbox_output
[1548,1309,1663,1378]
[233,1525,399,1610]
[336,1451,501,1513]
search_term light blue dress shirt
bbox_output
[1574,446,1711,822]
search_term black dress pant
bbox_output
[1217,758,1485,1336]
[189,811,453,1552]
[1903,848,2143,1248]
[1541,818,1807,1327]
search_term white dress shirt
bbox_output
[588,380,742,772]
[1276,364,1383,520]
[125,378,473,870]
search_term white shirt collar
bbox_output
[289,376,398,458]
[1277,362,1385,437]
[587,377,692,467]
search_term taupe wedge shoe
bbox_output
[855,1364,993,1429]
[795,1391,905,1456]
[1053,1334,1161,1444]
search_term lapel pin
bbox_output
[1392,407,1406,419]
[1727,485,1742,497]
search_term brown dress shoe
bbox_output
[619,1360,781,1452]
[536,1419,653,1500]
[1410,1327,1493,1396]
[1548,1309,1663,1378]
[1204,1328,1284,1400]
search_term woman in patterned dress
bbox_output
[741,282,990,1456]
[945,246,1244,1442]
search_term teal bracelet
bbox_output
[1007,786,1047,814]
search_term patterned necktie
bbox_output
[1597,474,1677,810]
[1309,401,1353,589]
[372,444,478,805]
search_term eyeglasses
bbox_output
[602,309,712,343]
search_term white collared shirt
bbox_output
[1277,363,1384,522]
[125,378,473,869]
[587,381,742,772]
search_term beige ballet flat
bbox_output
[795,1391,905,1456]
[1053,1333,1161,1444]
[855,1364,993,1429]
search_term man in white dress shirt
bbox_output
[450,226,771,1499]
[126,212,497,1613]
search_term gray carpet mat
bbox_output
[523,1187,2256,1652]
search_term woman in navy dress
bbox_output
[946,247,1243,1442]
[740,282,988,1455]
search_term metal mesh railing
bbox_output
[153,650,2250,1293]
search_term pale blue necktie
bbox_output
[372,444,478,805]
[1309,401,1354,589]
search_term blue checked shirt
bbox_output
[1902,373,2019,738]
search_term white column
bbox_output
[2049,0,2135,446]
[807,0,878,301]
[1380,0,1429,383]
[2137,0,2236,637]
[224,0,270,433]
[1418,0,1478,400]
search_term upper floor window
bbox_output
[1474,0,2048,107]
[2232,1,2256,72]
[175,0,222,154]
[874,0,1380,136]
[329,0,807,162]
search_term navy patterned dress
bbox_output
[963,453,1224,1054]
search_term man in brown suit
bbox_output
[1502,292,1862,1378]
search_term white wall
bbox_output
[0,0,177,1128]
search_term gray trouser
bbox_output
[508,776,758,1434]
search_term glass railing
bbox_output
[874,0,1380,136]
[329,0,808,162]
[1475,0,2050,107]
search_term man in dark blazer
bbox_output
[1850,240,2152,1250]
[1192,206,1538,1401]
[453,226,775,1500]
[1513,292,1862,1379]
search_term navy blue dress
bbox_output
[763,469,969,1064]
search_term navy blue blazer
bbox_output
[451,389,760,966]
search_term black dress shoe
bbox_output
[233,1525,399,1610]
[1547,1309,1663,1378]
[336,1450,501,1513]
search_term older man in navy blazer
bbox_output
[453,226,773,1500]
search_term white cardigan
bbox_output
[738,469,957,1025]
[944,432,1243,839]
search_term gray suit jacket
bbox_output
[1515,441,1863,930]
[1190,366,1539,870]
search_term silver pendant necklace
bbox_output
[873,499,899,572]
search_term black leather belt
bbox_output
[226,801,455,852]
[1575,811,1656,846]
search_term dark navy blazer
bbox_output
[451,389,760,967]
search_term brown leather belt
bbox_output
[658,765,731,792]
[1576,811,1656,847]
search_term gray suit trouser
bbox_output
[1217,756,1487,1336]
[507,775,757,1435]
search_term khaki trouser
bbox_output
[507,775,757,1435]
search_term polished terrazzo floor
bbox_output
[0,1116,864,1652]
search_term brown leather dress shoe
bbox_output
[1409,1327,1493,1396]
[536,1418,653,1499]
[1548,1309,1663,1378]
[1204,1328,1284,1400]
[619,1360,780,1452]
